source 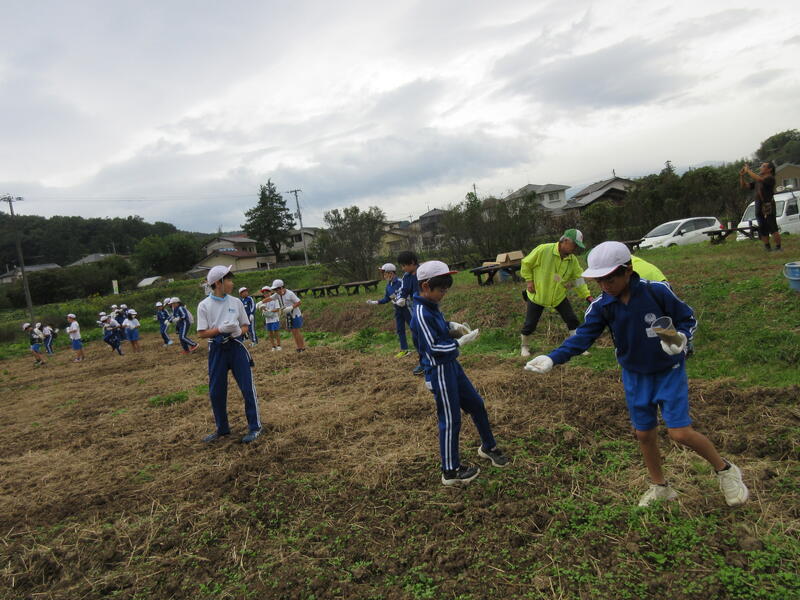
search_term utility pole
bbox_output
[1,194,34,322]
[287,189,309,266]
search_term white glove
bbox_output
[394,297,406,308]
[456,328,480,346]
[660,332,688,356]
[366,300,379,305]
[283,306,294,315]
[218,321,242,336]
[448,321,471,338]
[524,355,554,373]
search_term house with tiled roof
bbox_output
[190,235,274,273]
[566,176,634,211]
[504,183,571,213]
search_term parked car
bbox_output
[639,217,722,249]
[736,189,800,240]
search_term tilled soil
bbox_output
[0,334,798,599]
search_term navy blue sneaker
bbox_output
[478,445,510,467]
[241,429,262,444]
[202,431,230,443]
[441,464,480,486]
[412,365,424,376]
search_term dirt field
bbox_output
[1,332,798,599]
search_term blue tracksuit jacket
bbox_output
[377,277,403,305]
[548,274,697,374]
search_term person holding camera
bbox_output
[740,161,781,252]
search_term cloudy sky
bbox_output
[1,0,798,232]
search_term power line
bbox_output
[286,189,309,266]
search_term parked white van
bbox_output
[736,189,800,240]
[639,217,722,249]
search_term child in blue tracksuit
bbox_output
[366,262,411,357]
[155,302,173,346]
[42,323,55,354]
[410,260,509,486]
[397,251,423,375]
[170,297,198,354]
[524,241,748,508]
[197,265,262,444]
[23,323,47,366]
[98,315,124,355]
[239,287,258,346]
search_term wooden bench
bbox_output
[293,288,309,298]
[469,263,522,286]
[310,284,341,297]
[343,280,381,295]
[622,238,645,253]
[704,226,759,244]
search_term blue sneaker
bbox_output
[241,429,262,444]
[202,431,230,443]
[412,365,424,376]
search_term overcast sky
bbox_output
[1,0,798,232]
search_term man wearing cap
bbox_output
[524,241,749,509]
[519,229,594,357]
[197,265,263,444]
[366,262,411,357]
[239,286,258,347]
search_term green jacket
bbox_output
[520,242,591,307]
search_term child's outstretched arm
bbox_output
[525,301,606,372]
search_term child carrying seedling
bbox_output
[270,279,306,353]
[256,285,282,351]
[524,241,749,507]
[23,323,46,366]
[366,262,411,357]
[410,260,509,486]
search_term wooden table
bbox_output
[622,239,645,253]
[343,280,381,295]
[310,284,341,297]
[704,226,759,244]
[469,263,522,286]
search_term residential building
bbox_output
[0,263,61,285]
[67,253,116,267]
[566,176,634,211]
[776,163,800,190]
[280,227,320,255]
[505,183,571,213]
[191,235,273,274]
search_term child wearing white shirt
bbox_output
[122,310,142,353]
[66,314,84,363]
[256,285,283,351]
[270,279,306,353]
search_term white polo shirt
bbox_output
[276,290,302,317]
[67,321,81,340]
[197,294,249,331]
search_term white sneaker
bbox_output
[271,347,277,352]
[638,483,678,507]
[717,461,749,507]
[276,346,282,351]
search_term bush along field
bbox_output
[0,237,798,599]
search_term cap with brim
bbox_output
[416,260,458,281]
[206,264,232,286]
[67,313,76,319]
[129,310,137,315]
[561,228,586,249]
[111,304,118,309]
[380,263,397,272]
[99,312,107,317]
[155,302,162,307]
[22,322,31,330]
[100,315,109,321]
[260,285,271,292]
[270,279,284,289]
[239,287,248,294]
[170,297,180,303]
[120,304,127,309]
[581,241,632,278]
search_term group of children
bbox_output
[360,240,749,507]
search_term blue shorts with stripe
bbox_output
[621,362,691,431]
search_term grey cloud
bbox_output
[740,69,789,88]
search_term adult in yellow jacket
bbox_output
[631,255,667,283]
[519,229,594,357]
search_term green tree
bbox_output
[312,206,386,280]
[242,180,296,263]
[755,129,800,165]
[133,233,200,275]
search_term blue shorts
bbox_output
[128,329,140,341]
[71,339,83,350]
[290,316,303,330]
[621,363,691,431]
[265,322,280,331]
[31,344,41,352]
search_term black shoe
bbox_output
[202,431,230,443]
[412,365,424,376]
[478,445,510,467]
[441,464,480,486]
[241,429,262,444]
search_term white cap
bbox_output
[416,260,458,281]
[170,297,180,304]
[582,241,632,278]
[129,309,137,315]
[260,285,271,292]
[207,264,232,285]
[155,301,163,307]
[380,263,396,272]
[270,279,285,289]
[67,313,76,319]
[22,322,31,330]
[100,315,109,321]
[111,304,118,309]
[239,286,248,294]
[163,297,171,304]
[120,304,127,309]
[98,311,107,317]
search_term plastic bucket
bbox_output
[784,262,800,292]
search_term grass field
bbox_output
[0,237,798,599]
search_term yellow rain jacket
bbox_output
[520,242,591,307]
[631,255,667,282]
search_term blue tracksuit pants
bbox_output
[394,306,411,350]
[44,335,54,354]
[177,321,196,351]
[427,361,496,472]
[248,314,258,344]
[208,337,261,434]
[159,322,171,344]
